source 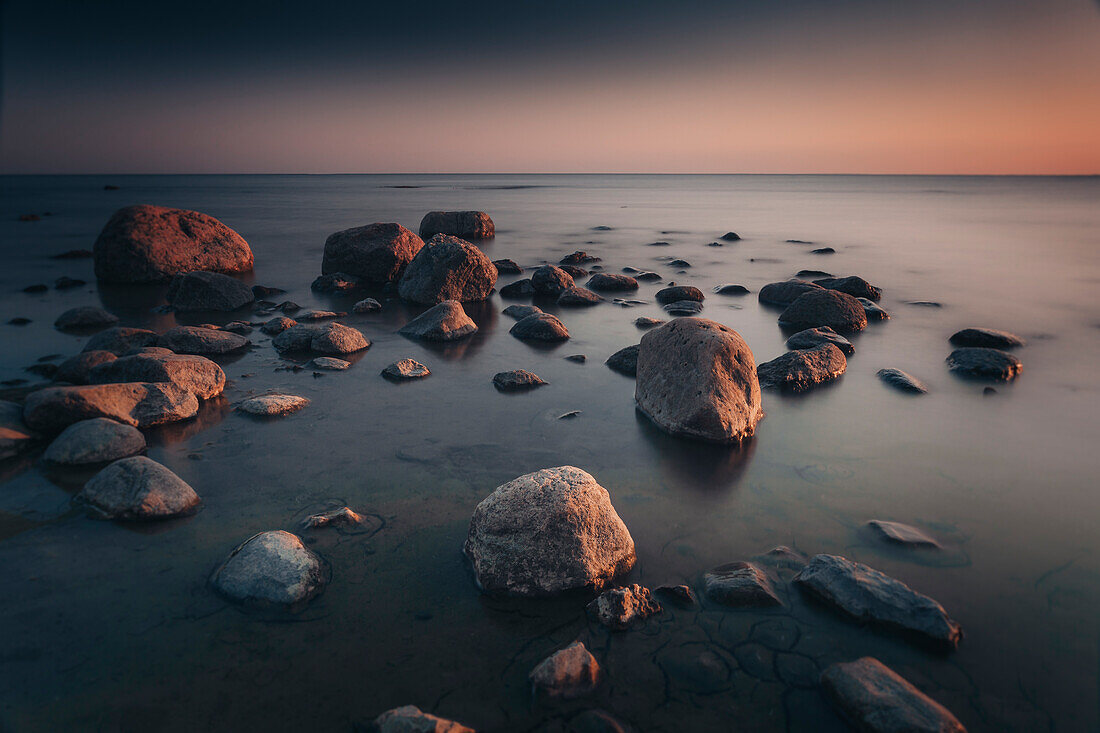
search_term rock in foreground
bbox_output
[945,348,1021,382]
[510,313,569,342]
[418,210,495,240]
[821,657,967,733]
[464,466,635,596]
[321,222,424,283]
[43,418,146,465]
[371,706,475,733]
[704,562,782,607]
[88,352,226,400]
[78,456,200,520]
[23,383,198,433]
[529,641,602,700]
[587,584,662,630]
[210,530,327,609]
[757,343,847,392]
[398,234,497,304]
[635,318,763,443]
[399,300,478,341]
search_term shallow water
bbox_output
[1,174,1098,731]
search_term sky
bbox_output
[1,0,1098,174]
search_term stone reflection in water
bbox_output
[95,282,177,332]
[143,395,230,447]
[633,410,756,494]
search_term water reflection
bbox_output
[633,410,756,494]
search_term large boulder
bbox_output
[371,706,474,733]
[814,275,882,301]
[946,348,1021,381]
[166,271,254,312]
[778,289,868,333]
[758,279,823,306]
[88,352,226,400]
[273,323,370,354]
[78,456,201,520]
[949,328,1025,349]
[399,301,478,341]
[82,327,158,355]
[820,657,966,733]
[23,383,199,433]
[210,530,327,609]
[635,318,763,443]
[418,210,495,240]
[510,313,570,342]
[0,401,37,461]
[55,350,118,384]
[529,642,602,700]
[397,235,497,304]
[93,205,253,283]
[43,418,146,465]
[531,265,575,296]
[54,306,118,332]
[464,466,636,596]
[793,554,963,647]
[321,223,424,283]
[157,325,249,355]
[757,343,847,392]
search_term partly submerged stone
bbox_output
[663,300,703,316]
[238,394,310,416]
[757,343,847,392]
[43,418,146,465]
[946,348,1021,382]
[605,345,639,377]
[949,328,1025,349]
[82,327,158,355]
[371,705,475,733]
[418,210,495,240]
[557,286,602,306]
[399,300,478,341]
[353,297,383,314]
[786,326,854,355]
[587,273,638,292]
[499,279,536,298]
[877,368,928,394]
[587,584,662,630]
[655,584,699,608]
[793,554,962,647]
[54,306,119,332]
[703,562,782,607]
[311,356,351,371]
[529,641,602,700]
[814,275,883,302]
[493,258,522,274]
[531,265,575,296]
[502,304,542,320]
[54,350,118,384]
[868,520,940,548]
[635,318,763,443]
[210,530,327,609]
[464,466,635,596]
[88,352,226,400]
[321,222,424,283]
[492,369,548,392]
[261,316,297,335]
[779,289,868,333]
[561,250,600,265]
[820,657,967,733]
[397,234,497,304]
[157,325,249,355]
[78,456,200,520]
[758,279,823,306]
[714,284,750,296]
[311,272,361,293]
[510,313,570,342]
[656,286,704,304]
[166,271,255,311]
[382,359,431,380]
[634,317,665,329]
[859,297,891,321]
[273,323,370,354]
[23,383,198,433]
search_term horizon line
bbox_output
[1,172,1098,178]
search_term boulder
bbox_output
[510,313,570,342]
[492,258,522,274]
[82,327,158,355]
[820,657,966,733]
[78,456,200,520]
[464,466,635,596]
[0,401,37,461]
[948,328,1025,349]
[785,326,854,355]
[793,554,962,647]
[261,317,297,335]
[382,359,431,380]
[587,274,638,292]
[664,300,703,316]
[54,306,118,332]
[371,706,475,733]
[635,318,763,443]
[757,343,847,392]
[557,286,602,306]
[312,357,351,371]
[399,301,478,341]
[43,418,145,465]
[492,369,547,391]
[499,279,536,298]
[605,345,639,376]
[93,205,253,283]
[529,642,602,700]
[531,265,575,296]
[353,298,382,314]
[502,304,542,320]
[311,272,361,293]
[88,353,226,400]
[321,222,424,283]
[239,394,310,416]
[273,323,370,354]
[758,279,823,306]
[877,368,928,394]
[655,286,704,304]
[814,275,882,301]
[210,530,327,608]
[778,289,868,333]
[398,234,497,304]
[587,584,662,630]
[157,325,249,355]
[946,348,1021,381]
[54,350,118,384]
[166,271,254,312]
[703,562,782,607]
[714,284,750,296]
[23,383,198,433]
[418,210,495,240]
[867,521,940,548]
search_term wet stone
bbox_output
[634,317,664,329]
[656,285,704,304]
[78,455,201,520]
[814,275,883,301]
[605,345,639,376]
[946,348,1021,382]
[877,368,928,394]
[530,641,602,700]
[655,584,698,608]
[531,265,575,295]
[859,297,891,320]
[503,304,542,320]
[586,584,662,630]
[492,258,522,274]
[492,369,547,392]
[382,359,431,380]
[238,394,310,416]
[399,300,478,342]
[499,279,536,298]
[261,317,297,335]
[510,313,570,342]
[558,286,602,306]
[868,520,940,548]
[714,284,750,295]
[311,357,351,370]
[587,273,638,292]
[43,418,146,465]
[371,705,474,733]
[210,530,327,609]
[785,326,854,355]
[663,300,703,316]
[703,562,782,607]
[353,298,382,313]
[54,306,119,332]
[949,327,1025,349]
[821,657,967,733]
[757,343,847,392]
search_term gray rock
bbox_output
[564,354,587,363]
[720,231,741,241]
[655,584,698,607]
[946,348,1021,381]
[793,554,963,647]
[23,383,199,433]
[703,562,782,607]
[54,306,119,332]
[239,394,309,416]
[382,359,431,380]
[54,350,118,384]
[499,279,536,298]
[88,352,226,400]
[814,275,883,301]
[663,300,703,316]
[605,345,639,376]
[78,456,200,520]
[949,328,1025,349]
[758,279,824,306]
[166,271,254,311]
[877,368,928,394]
[43,418,146,465]
[635,318,763,443]
[464,466,635,596]
[261,316,297,335]
[82,327,159,355]
[502,304,542,320]
[714,284,750,296]
[418,210,495,240]
[557,286,602,306]
[510,313,569,342]
[371,705,475,733]
[757,343,847,392]
[859,297,891,320]
[655,286,704,304]
[492,369,547,391]
[587,584,661,630]
[222,320,252,335]
[311,272,361,293]
[397,234,497,304]
[786,326,855,355]
[210,530,327,608]
[273,323,370,354]
[301,506,370,531]
[492,258,522,274]
[779,289,868,333]
[529,641,602,700]
[321,222,424,283]
[587,273,638,292]
[157,325,249,355]
[399,300,478,341]
[311,357,351,370]
[0,400,38,460]
[353,298,382,314]
[821,657,966,733]
[531,265,575,295]
[868,520,940,548]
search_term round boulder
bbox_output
[239,394,310,416]
[785,326,855,355]
[382,359,431,380]
[946,348,1022,381]
[82,327,158,355]
[210,530,327,609]
[814,276,882,301]
[587,273,639,292]
[397,234,497,304]
[23,383,198,433]
[656,286,704,305]
[43,418,146,465]
[88,352,226,400]
[54,350,118,384]
[756,343,847,392]
[510,313,570,342]
[758,279,823,306]
[273,323,369,354]
[78,456,201,520]
[531,265,575,296]
[778,289,868,333]
[492,369,547,391]
[321,222,424,283]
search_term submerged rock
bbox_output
[399,300,478,341]
[510,313,570,342]
[655,286,704,304]
[321,222,424,283]
[492,258,522,274]
[557,286,602,306]
[561,251,600,265]
[157,325,249,355]
[492,369,547,391]
[821,657,966,733]
[88,352,226,400]
[531,265,575,296]
[560,264,588,278]
[54,306,118,332]
[877,368,928,394]
[868,520,940,548]
[23,383,198,433]
[239,394,310,416]
[78,456,200,519]
[464,466,635,596]
[785,326,855,355]
[382,359,431,380]
[210,530,327,609]
[311,357,351,370]
[946,348,1022,381]
[605,345,639,376]
[587,273,638,292]
[93,205,253,283]
[949,327,1025,349]
[703,562,782,607]
[273,323,370,354]
[371,706,475,733]
[758,279,823,306]
[779,289,868,333]
[398,234,497,304]
[530,641,602,700]
[311,272,361,293]
[418,210,494,240]
[635,318,763,443]
[301,507,368,530]
[757,343,847,392]
[655,584,699,607]
[814,275,883,302]
[663,300,703,316]
[720,231,741,241]
[43,418,145,465]
[54,351,118,384]
[499,279,536,298]
[83,327,159,355]
[587,584,662,630]
[502,304,542,320]
[634,317,665,329]
[714,284,750,296]
[793,554,962,647]
[166,271,255,311]
[859,297,891,321]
